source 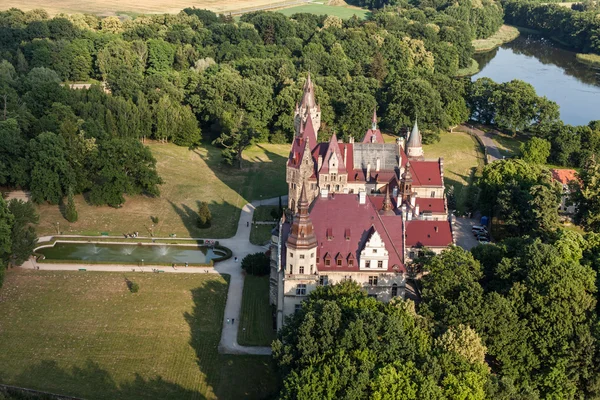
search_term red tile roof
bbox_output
[415,198,446,214]
[405,220,452,248]
[362,128,385,144]
[308,194,405,272]
[551,169,578,185]
[319,133,347,174]
[410,161,443,187]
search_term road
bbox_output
[26,196,287,356]
[459,124,502,162]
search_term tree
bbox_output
[0,197,13,288]
[273,281,490,399]
[435,324,487,365]
[213,113,264,168]
[520,137,550,164]
[574,156,600,232]
[197,201,211,228]
[64,187,78,222]
[241,252,270,276]
[28,132,74,204]
[7,199,38,266]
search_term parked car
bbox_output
[476,234,490,242]
[478,239,490,245]
[472,225,487,233]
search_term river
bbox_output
[472,33,600,126]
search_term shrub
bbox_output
[197,201,212,228]
[241,252,270,276]
[151,216,159,224]
[126,279,139,293]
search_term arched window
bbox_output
[391,284,398,297]
[291,199,296,212]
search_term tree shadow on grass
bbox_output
[196,144,288,204]
[13,359,204,400]
[184,278,280,400]
[168,199,243,239]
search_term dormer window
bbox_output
[337,259,342,266]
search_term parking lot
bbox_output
[453,217,484,251]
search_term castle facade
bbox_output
[270,74,454,329]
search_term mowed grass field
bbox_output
[37,143,289,239]
[1,0,297,17]
[423,131,485,213]
[238,275,276,347]
[278,4,370,19]
[0,269,278,400]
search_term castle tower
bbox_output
[286,183,318,275]
[294,73,321,139]
[372,107,377,131]
[406,119,424,159]
[318,132,348,193]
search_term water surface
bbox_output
[38,242,218,264]
[472,34,600,126]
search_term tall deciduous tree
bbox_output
[574,156,600,232]
[7,199,38,266]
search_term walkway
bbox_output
[26,196,286,356]
[459,124,503,162]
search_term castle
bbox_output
[270,74,454,329]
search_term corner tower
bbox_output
[287,183,318,275]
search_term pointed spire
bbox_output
[372,107,378,130]
[406,117,423,158]
[298,181,309,215]
[300,72,316,109]
[287,181,317,250]
[382,185,392,212]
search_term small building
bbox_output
[551,169,578,214]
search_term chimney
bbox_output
[318,155,323,171]
[392,187,398,197]
[407,211,413,221]
[366,163,371,182]
[434,226,439,233]
[415,204,420,217]
[401,204,407,221]
[344,145,347,165]
[410,192,416,207]
[358,190,366,205]
[376,157,381,172]
[439,157,444,178]
[321,188,328,198]
[349,136,354,144]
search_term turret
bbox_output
[406,118,424,159]
[286,183,318,274]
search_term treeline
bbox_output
[469,77,600,169]
[346,0,503,40]
[0,4,502,166]
[0,63,163,207]
[504,1,600,54]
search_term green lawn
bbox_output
[423,131,485,213]
[486,129,524,158]
[278,4,370,19]
[37,143,289,239]
[238,275,276,347]
[0,269,278,400]
[250,205,279,245]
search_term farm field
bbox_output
[238,275,276,346]
[278,3,370,19]
[0,0,303,17]
[37,143,289,239]
[0,269,278,400]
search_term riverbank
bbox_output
[576,53,600,68]
[456,59,480,77]
[473,25,520,53]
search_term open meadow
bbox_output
[0,269,278,400]
[278,4,370,19]
[37,143,289,239]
